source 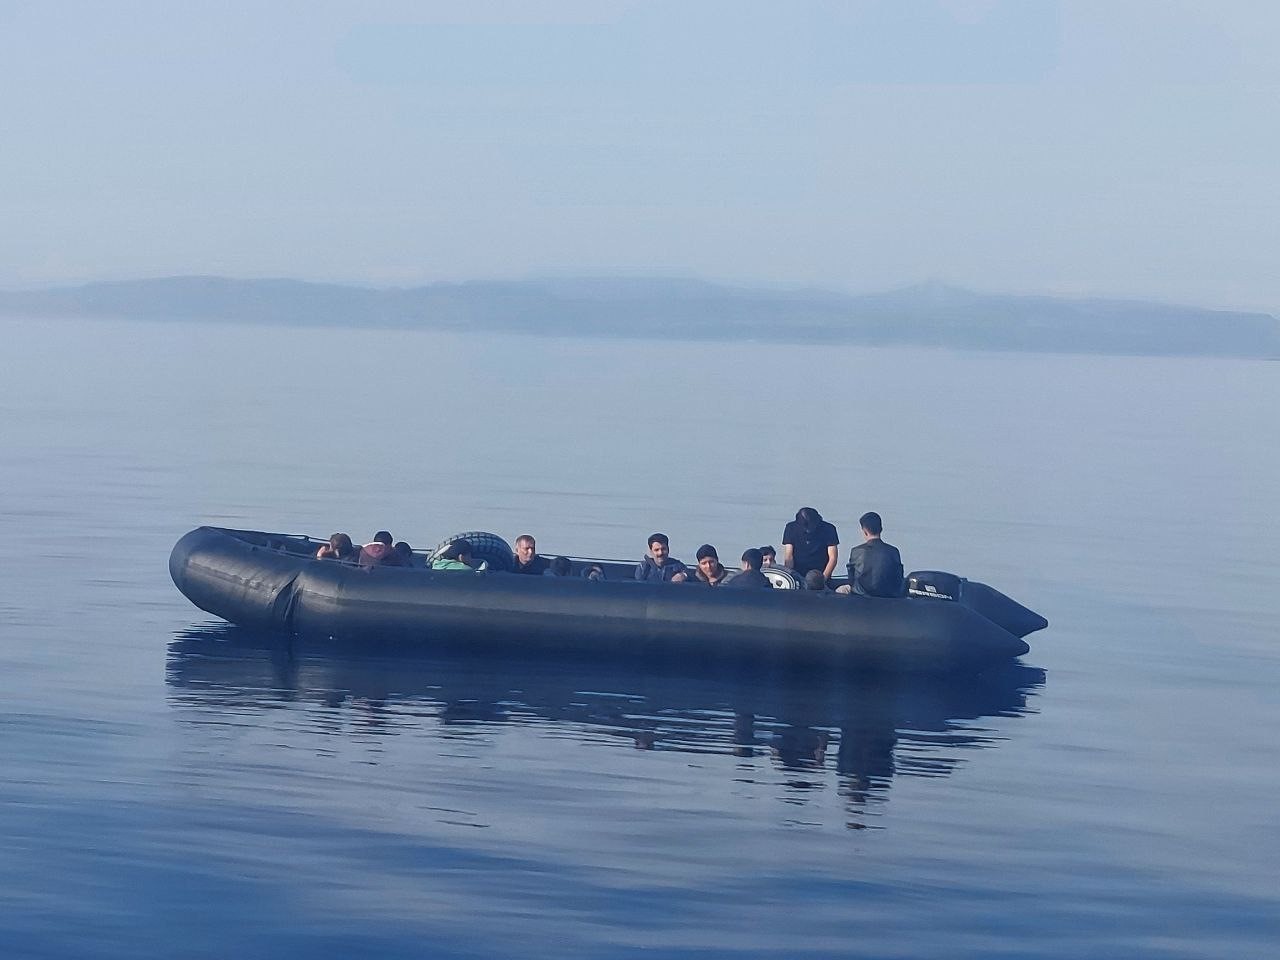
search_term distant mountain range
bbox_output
[1,276,1276,358]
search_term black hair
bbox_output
[648,532,669,548]
[741,548,763,570]
[329,533,354,558]
[796,507,823,531]
[695,544,718,561]
[393,541,413,562]
[859,512,883,536]
[440,539,472,561]
[374,530,393,546]
[804,570,827,591]
[759,545,776,558]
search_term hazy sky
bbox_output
[3,1,1278,310]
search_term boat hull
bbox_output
[170,527,1035,672]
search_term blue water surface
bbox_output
[1,317,1277,959]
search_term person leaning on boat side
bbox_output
[359,530,396,567]
[836,512,905,598]
[635,533,689,583]
[724,548,772,589]
[511,534,549,575]
[693,544,730,586]
[546,555,572,577]
[316,532,358,562]
[430,539,474,571]
[759,545,777,568]
[782,507,840,583]
[392,541,415,567]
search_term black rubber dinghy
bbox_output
[169,527,1046,673]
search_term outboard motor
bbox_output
[906,570,963,601]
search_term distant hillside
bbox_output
[1,276,1276,358]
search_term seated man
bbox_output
[634,533,689,583]
[840,512,905,597]
[430,539,474,571]
[759,545,777,568]
[316,533,358,562]
[392,541,415,567]
[358,530,396,567]
[725,548,772,589]
[693,544,730,586]
[511,534,549,575]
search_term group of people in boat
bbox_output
[628,507,904,597]
[314,505,905,598]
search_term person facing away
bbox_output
[430,539,474,571]
[635,533,689,583]
[693,544,730,586]
[782,507,840,582]
[841,511,905,597]
[725,548,773,589]
[359,530,396,567]
[511,534,549,575]
[759,545,777,568]
[803,570,829,592]
[316,532,358,562]
[545,555,573,577]
[392,541,415,567]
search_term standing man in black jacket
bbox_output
[842,512,905,597]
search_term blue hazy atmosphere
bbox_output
[2,317,1278,957]
[4,3,1280,956]
[3,2,1280,311]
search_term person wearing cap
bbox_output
[693,544,730,586]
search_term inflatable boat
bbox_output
[169,527,1047,672]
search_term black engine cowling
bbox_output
[906,570,963,601]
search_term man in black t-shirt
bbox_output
[782,507,840,581]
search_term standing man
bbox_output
[511,534,548,575]
[635,533,689,582]
[843,512,905,597]
[782,507,840,583]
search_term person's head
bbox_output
[648,533,670,563]
[515,534,537,564]
[440,539,473,563]
[804,570,827,591]
[373,530,393,546]
[583,563,605,582]
[759,545,776,567]
[859,511,884,538]
[329,533,354,558]
[741,548,763,572]
[550,555,572,577]
[393,541,413,564]
[796,507,823,532]
[696,544,722,578]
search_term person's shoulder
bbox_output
[782,519,800,541]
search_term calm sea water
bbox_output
[2,316,1277,959]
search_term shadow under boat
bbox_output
[167,622,1046,824]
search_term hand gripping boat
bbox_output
[169,527,1047,673]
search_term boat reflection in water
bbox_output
[166,623,1045,829]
